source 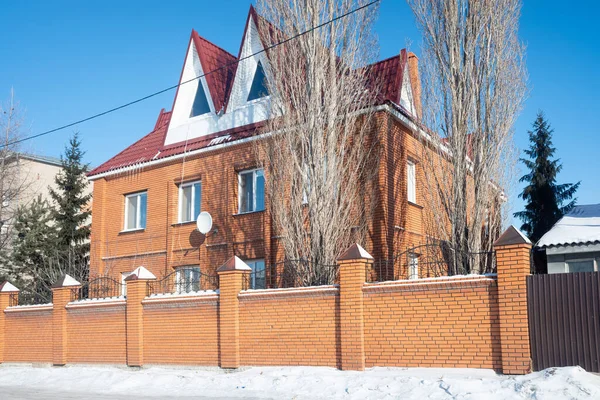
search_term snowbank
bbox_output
[0,364,598,399]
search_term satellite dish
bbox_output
[196,211,213,234]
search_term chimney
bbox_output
[407,52,422,119]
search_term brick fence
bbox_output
[0,228,532,374]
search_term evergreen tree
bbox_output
[514,112,579,243]
[49,133,92,264]
[11,194,58,298]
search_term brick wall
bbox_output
[239,287,339,367]
[3,307,53,363]
[142,295,219,366]
[0,238,531,374]
[363,278,501,369]
[89,109,435,283]
[66,301,127,364]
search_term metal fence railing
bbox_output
[9,290,52,306]
[147,268,218,297]
[367,243,496,283]
[242,259,339,290]
[71,276,123,301]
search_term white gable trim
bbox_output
[227,17,271,112]
[164,38,220,146]
[164,20,277,146]
[399,64,416,116]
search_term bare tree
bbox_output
[408,0,527,271]
[254,0,380,284]
[0,89,33,271]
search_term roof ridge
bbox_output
[193,30,237,60]
[368,52,403,67]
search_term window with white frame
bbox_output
[175,266,201,293]
[407,160,416,203]
[124,191,147,231]
[566,259,595,273]
[179,181,201,223]
[238,169,265,213]
[408,253,419,280]
[246,259,266,289]
[121,272,133,296]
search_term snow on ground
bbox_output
[0,364,599,399]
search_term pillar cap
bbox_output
[0,282,19,292]
[124,266,156,281]
[338,243,373,261]
[217,256,252,273]
[51,274,81,288]
[493,225,532,247]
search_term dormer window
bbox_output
[247,61,269,102]
[190,80,211,117]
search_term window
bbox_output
[121,272,133,296]
[407,160,416,203]
[567,259,595,273]
[247,61,269,101]
[246,259,266,289]
[408,253,419,280]
[175,266,201,293]
[179,181,201,223]
[190,80,211,117]
[124,192,147,231]
[238,169,265,213]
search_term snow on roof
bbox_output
[537,203,600,248]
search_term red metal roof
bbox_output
[88,7,411,178]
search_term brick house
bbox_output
[88,7,432,287]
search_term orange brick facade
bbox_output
[0,242,532,374]
[88,109,439,284]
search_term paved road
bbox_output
[1,387,269,400]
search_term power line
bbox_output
[4,0,380,149]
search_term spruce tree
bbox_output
[514,112,579,243]
[11,194,58,299]
[49,133,92,265]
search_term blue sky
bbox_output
[1,0,598,223]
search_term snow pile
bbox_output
[0,364,599,399]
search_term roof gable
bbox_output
[89,8,420,179]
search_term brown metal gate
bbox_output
[527,272,600,372]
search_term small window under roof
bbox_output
[247,61,269,102]
[190,80,211,117]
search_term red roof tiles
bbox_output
[88,8,412,178]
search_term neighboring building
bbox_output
[0,153,63,237]
[537,204,600,273]
[87,7,469,284]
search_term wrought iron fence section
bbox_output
[147,268,219,296]
[73,276,123,301]
[16,290,51,306]
[242,259,339,290]
[367,243,496,283]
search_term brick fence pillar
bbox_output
[217,256,251,369]
[494,225,532,375]
[337,244,372,371]
[0,282,19,363]
[125,266,156,367]
[51,274,81,366]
